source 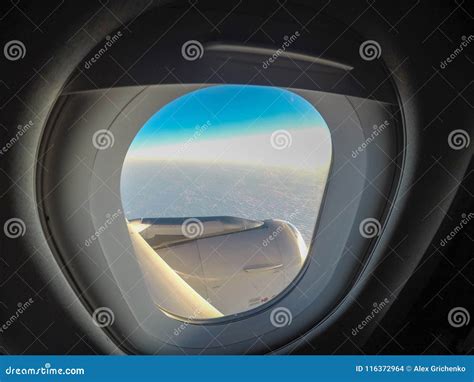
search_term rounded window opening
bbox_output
[121,85,331,320]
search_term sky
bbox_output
[125,85,331,171]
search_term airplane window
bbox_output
[120,85,331,320]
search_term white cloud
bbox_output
[127,127,331,171]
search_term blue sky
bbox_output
[126,85,331,170]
